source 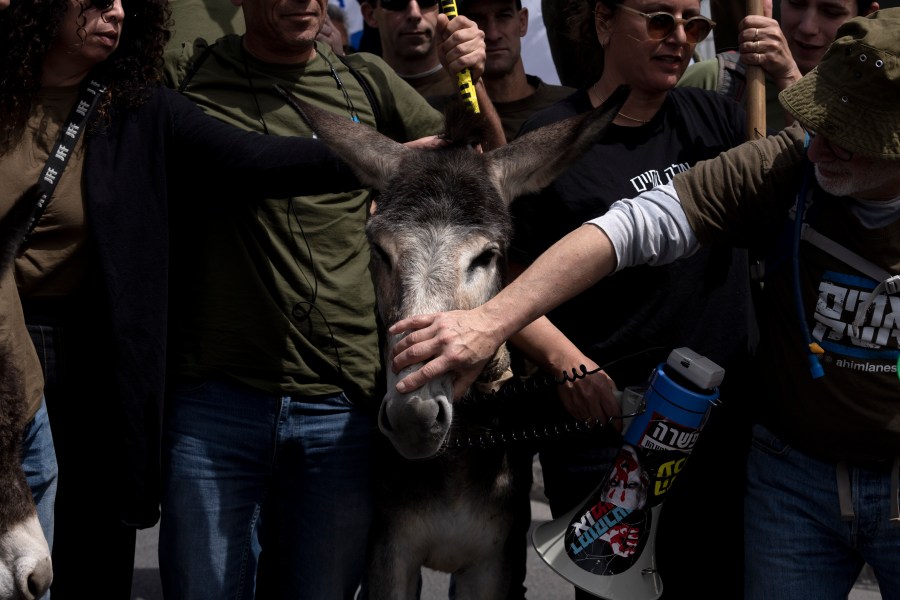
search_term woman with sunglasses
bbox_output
[500,0,755,597]
[0,0,357,596]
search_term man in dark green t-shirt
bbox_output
[159,1,485,597]
[460,0,574,140]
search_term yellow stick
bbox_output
[439,0,481,113]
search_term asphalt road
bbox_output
[130,458,883,599]
[131,496,572,600]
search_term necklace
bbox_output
[239,43,270,134]
[593,90,653,125]
[615,111,652,124]
[239,40,360,134]
[400,63,444,80]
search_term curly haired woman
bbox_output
[0,0,353,596]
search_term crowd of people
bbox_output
[1,0,898,599]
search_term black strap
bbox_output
[178,41,382,133]
[337,54,382,132]
[177,41,217,94]
[24,78,106,241]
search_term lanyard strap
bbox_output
[23,78,107,241]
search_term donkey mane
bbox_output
[368,100,512,246]
[439,99,489,149]
[371,152,512,240]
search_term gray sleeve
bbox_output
[585,183,701,272]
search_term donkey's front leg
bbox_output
[364,536,422,600]
[450,553,512,600]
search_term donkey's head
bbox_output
[294,88,628,459]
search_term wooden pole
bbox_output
[745,0,766,140]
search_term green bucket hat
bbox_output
[779,8,900,160]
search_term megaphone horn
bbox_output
[532,348,725,600]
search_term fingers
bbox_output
[389,313,438,340]
[390,318,443,365]
[403,135,448,150]
[436,14,486,81]
[556,368,621,429]
[315,15,345,56]
[392,330,440,371]
[393,351,487,398]
[394,356,451,393]
[390,308,501,397]
[737,16,800,82]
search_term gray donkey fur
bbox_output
[0,185,54,599]
[291,87,628,599]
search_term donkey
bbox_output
[290,87,628,599]
[0,186,54,600]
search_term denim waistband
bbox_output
[835,456,900,525]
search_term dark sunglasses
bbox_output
[88,0,115,11]
[378,0,439,11]
[617,4,715,44]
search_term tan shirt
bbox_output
[0,86,89,418]
[0,85,89,299]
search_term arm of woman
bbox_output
[165,87,359,198]
[510,316,621,425]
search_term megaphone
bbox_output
[532,347,725,599]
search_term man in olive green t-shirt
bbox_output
[159,1,485,597]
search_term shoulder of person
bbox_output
[336,50,401,86]
[332,51,401,111]
[677,56,719,90]
[518,88,586,135]
[668,85,745,118]
[526,74,577,101]
[679,52,748,100]
[337,49,442,139]
[666,86,747,142]
[162,35,234,90]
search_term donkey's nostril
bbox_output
[434,396,451,427]
[377,400,395,433]
[27,565,53,598]
[390,395,439,432]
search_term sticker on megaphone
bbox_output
[533,348,724,598]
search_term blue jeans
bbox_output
[745,424,900,600]
[21,398,57,600]
[159,379,376,600]
[21,397,58,553]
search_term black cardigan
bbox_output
[84,86,356,527]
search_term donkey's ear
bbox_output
[276,86,409,191]
[485,85,629,205]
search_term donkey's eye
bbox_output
[469,248,498,272]
[372,244,392,270]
